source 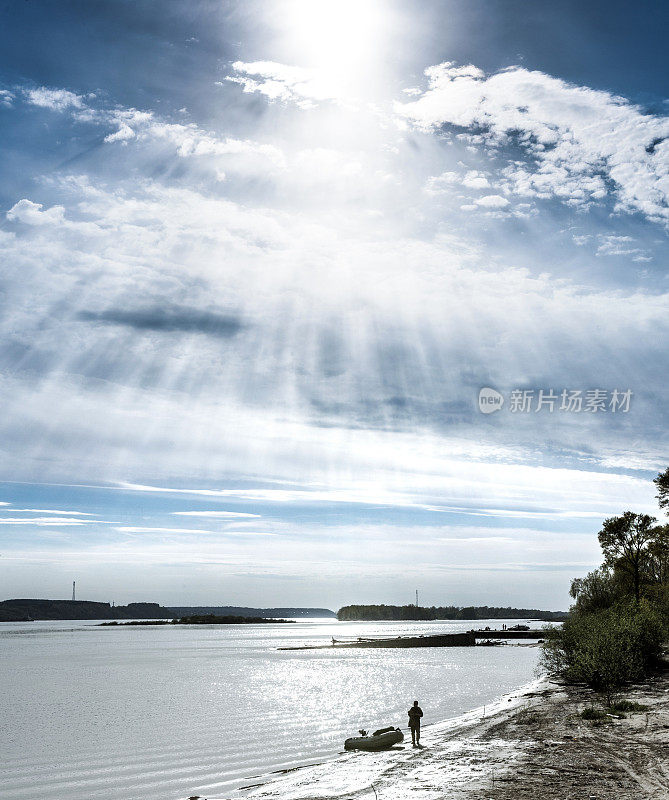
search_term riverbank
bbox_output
[213,667,668,800]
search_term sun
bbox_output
[278,0,389,96]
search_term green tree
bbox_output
[654,467,669,512]
[644,524,669,587]
[541,601,664,703]
[569,567,620,614]
[598,512,657,602]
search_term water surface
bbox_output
[0,618,544,799]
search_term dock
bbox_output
[472,629,546,640]
[278,628,547,650]
[279,632,476,650]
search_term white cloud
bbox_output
[0,517,86,525]
[398,63,669,222]
[6,199,65,225]
[103,123,135,143]
[227,61,347,108]
[426,169,495,195]
[425,171,459,194]
[102,108,284,165]
[24,86,84,111]
[115,526,274,535]
[474,194,509,208]
[171,511,261,518]
[0,89,14,107]
[10,509,94,515]
[9,84,284,170]
[462,170,490,189]
[596,234,652,261]
[0,76,667,576]
[1,172,667,494]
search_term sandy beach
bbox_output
[207,666,669,800]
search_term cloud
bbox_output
[24,86,84,111]
[0,517,87,525]
[9,509,94,515]
[0,89,14,108]
[0,77,667,543]
[104,123,135,143]
[426,169,493,195]
[596,234,652,262]
[117,481,452,511]
[7,199,66,226]
[102,109,284,165]
[474,194,509,208]
[425,171,460,194]
[77,305,245,338]
[115,466,656,522]
[7,83,284,169]
[462,170,491,189]
[171,511,261,518]
[226,61,344,109]
[115,526,274,535]
[398,63,669,223]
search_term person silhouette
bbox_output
[408,700,423,746]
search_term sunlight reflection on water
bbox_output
[0,618,543,799]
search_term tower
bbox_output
[415,589,419,607]
[72,581,76,602]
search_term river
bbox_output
[0,618,545,799]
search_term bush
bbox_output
[541,600,664,702]
[579,706,609,721]
[609,699,649,713]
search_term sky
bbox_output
[0,0,667,611]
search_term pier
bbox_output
[278,628,548,650]
[472,629,546,640]
[279,632,476,650]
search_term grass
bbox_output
[608,699,650,713]
[579,706,609,721]
[578,698,650,722]
[514,707,543,725]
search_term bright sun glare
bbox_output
[280,0,387,93]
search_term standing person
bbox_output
[408,700,423,747]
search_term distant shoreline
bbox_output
[337,603,568,621]
[0,599,569,623]
[0,599,335,622]
[99,614,295,625]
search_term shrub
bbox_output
[541,600,664,703]
[579,706,609,721]
[609,699,649,713]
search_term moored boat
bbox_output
[344,726,403,751]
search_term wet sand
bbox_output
[204,666,669,800]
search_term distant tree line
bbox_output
[0,600,335,623]
[100,615,294,625]
[542,467,669,702]
[337,604,567,621]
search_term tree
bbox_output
[541,600,664,703]
[644,525,669,587]
[569,567,620,614]
[598,512,657,602]
[654,467,669,512]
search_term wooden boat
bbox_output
[344,726,403,751]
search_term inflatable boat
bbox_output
[344,726,404,751]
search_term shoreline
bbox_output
[201,669,668,800]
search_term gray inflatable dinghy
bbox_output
[344,726,403,751]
